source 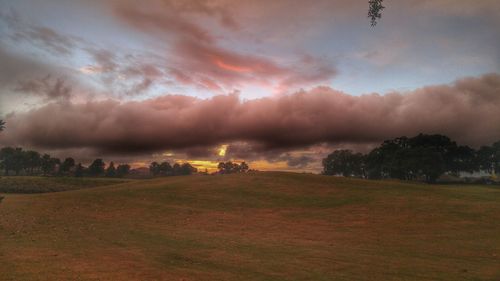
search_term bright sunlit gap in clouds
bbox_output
[218,144,228,157]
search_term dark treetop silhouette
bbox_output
[368,0,385,26]
[323,134,500,183]
[0,146,199,178]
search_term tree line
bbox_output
[149,161,197,176]
[217,161,249,174]
[0,147,131,177]
[149,161,250,176]
[323,134,500,183]
[0,146,198,177]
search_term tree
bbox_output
[0,147,16,175]
[494,141,500,174]
[322,150,365,177]
[150,161,195,176]
[159,162,172,176]
[0,120,5,131]
[406,134,456,182]
[88,159,105,176]
[149,162,161,176]
[24,150,41,175]
[368,0,385,26]
[363,134,460,182]
[60,157,75,175]
[116,164,131,178]
[217,161,250,174]
[240,162,249,173]
[448,145,476,176]
[365,137,411,179]
[172,163,181,175]
[10,148,27,175]
[41,154,60,176]
[476,143,500,174]
[325,134,487,183]
[180,163,197,175]
[410,147,446,183]
[217,162,227,174]
[74,163,85,177]
[106,162,116,177]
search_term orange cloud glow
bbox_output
[214,59,252,73]
[188,160,220,173]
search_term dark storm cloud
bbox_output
[2,74,499,154]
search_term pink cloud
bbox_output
[110,0,337,93]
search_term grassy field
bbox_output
[0,176,128,193]
[0,172,499,281]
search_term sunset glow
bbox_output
[215,59,252,73]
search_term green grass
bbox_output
[0,172,499,280]
[0,176,128,193]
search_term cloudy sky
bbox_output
[0,0,499,172]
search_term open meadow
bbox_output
[0,172,499,281]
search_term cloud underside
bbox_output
[2,73,499,158]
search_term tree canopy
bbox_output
[149,161,197,177]
[0,146,136,178]
[88,159,105,176]
[322,150,365,178]
[368,0,385,26]
[323,134,500,183]
[217,161,250,174]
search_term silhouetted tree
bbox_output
[149,161,196,177]
[74,163,85,177]
[0,147,17,175]
[322,150,365,177]
[88,159,105,176]
[368,0,385,26]
[60,157,75,175]
[159,162,172,176]
[494,141,500,174]
[11,148,26,175]
[41,154,60,176]
[449,146,476,176]
[172,163,181,175]
[477,142,500,174]
[106,162,116,177]
[0,120,5,131]
[24,150,41,175]
[325,134,492,183]
[180,163,197,175]
[363,134,458,182]
[116,164,131,177]
[149,162,161,176]
[217,162,227,173]
[367,136,411,179]
[218,161,250,174]
[240,162,249,173]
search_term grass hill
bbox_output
[0,172,499,280]
[0,176,128,194]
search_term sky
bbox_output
[0,0,499,172]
